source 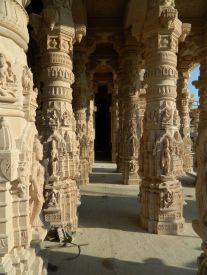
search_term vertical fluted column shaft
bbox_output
[139,0,185,234]
[73,46,90,185]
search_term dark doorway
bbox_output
[95,86,112,161]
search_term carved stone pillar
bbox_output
[190,102,199,170]
[31,1,85,234]
[87,91,96,171]
[139,0,187,234]
[111,83,119,163]
[119,38,142,185]
[177,69,193,173]
[137,87,147,177]
[73,46,90,185]
[116,71,125,172]
[0,0,46,273]
[192,22,207,274]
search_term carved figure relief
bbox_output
[161,137,172,176]
[160,189,174,209]
[162,0,175,8]
[45,190,58,208]
[48,109,59,126]
[50,139,59,178]
[62,110,71,126]
[160,107,172,124]
[129,160,137,173]
[29,137,45,227]
[22,66,34,95]
[0,54,17,102]
[173,109,180,127]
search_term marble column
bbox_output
[0,0,46,273]
[137,87,147,178]
[73,46,90,185]
[87,91,96,171]
[139,0,187,234]
[111,83,119,163]
[116,68,125,172]
[119,37,142,185]
[31,0,86,235]
[192,22,207,274]
[177,69,193,173]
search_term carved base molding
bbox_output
[44,179,80,233]
[0,246,46,275]
[140,179,184,234]
[77,159,90,185]
[123,159,139,185]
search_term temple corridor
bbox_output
[95,87,112,161]
[1,0,207,273]
[40,163,199,275]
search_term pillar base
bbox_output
[31,227,48,246]
[148,219,184,235]
[139,178,184,235]
[117,157,124,173]
[77,178,89,185]
[197,241,207,275]
[123,173,139,185]
[0,246,46,275]
[44,179,80,234]
[78,159,90,185]
[141,216,184,234]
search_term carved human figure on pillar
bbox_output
[73,46,90,185]
[177,68,193,173]
[161,137,172,176]
[30,0,86,234]
[139,0,189,234]
[50,139,58,178]
[117,35,142,185]
[30,137,45,228]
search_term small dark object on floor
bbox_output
[102,258,116,270]
[48,262,58,272]
[65,242,81,261]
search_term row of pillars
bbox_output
[0,0,207,274]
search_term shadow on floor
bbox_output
[89,172,123,184]
[178,175,196,187]
[40,249,197,275]
[79,195,142,232]
[92,166,117,173]
[79,195,197,233]
[184,199,197,223]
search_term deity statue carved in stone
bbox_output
[30,137,45,228]
[161,137,172,176]
[50,139,59,178]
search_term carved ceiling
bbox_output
[86,0,126,18]
[27,0,207,87]
[176,0,207,18]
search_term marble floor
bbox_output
[41,162,200,275]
